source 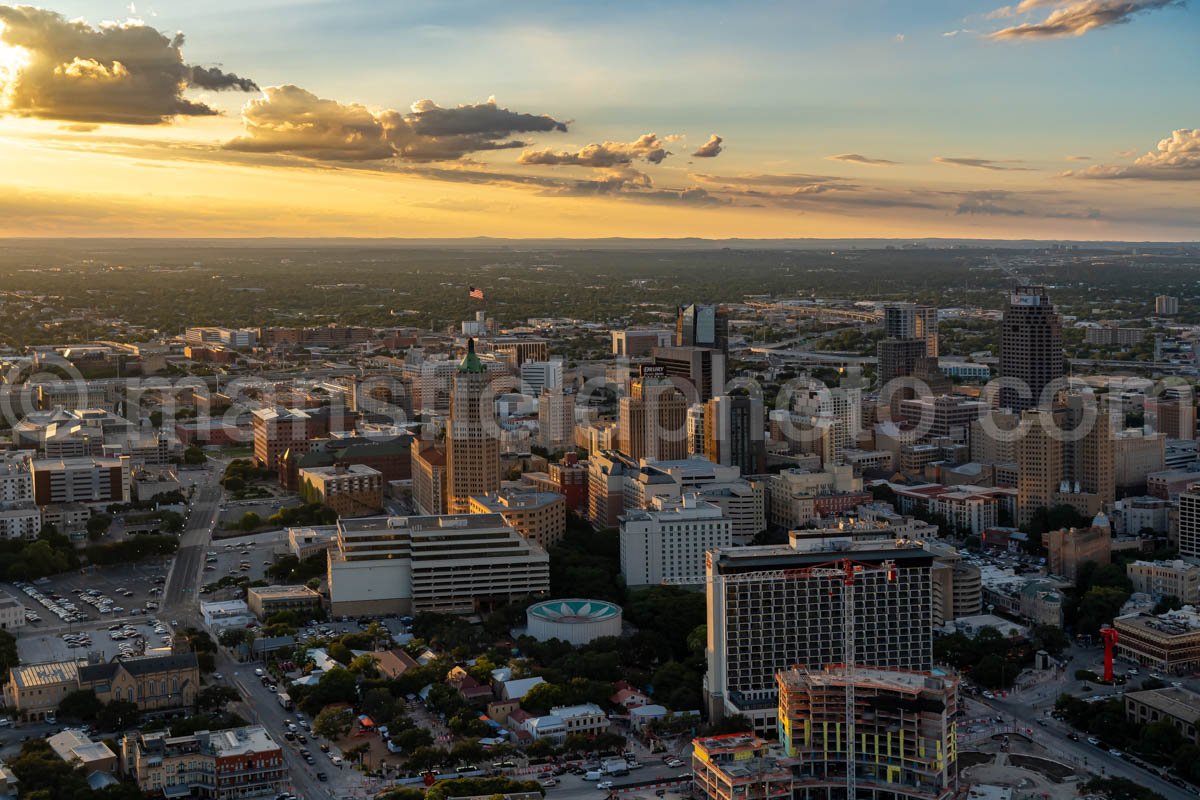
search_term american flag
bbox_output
[469,286,485,300]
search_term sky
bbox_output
[0,0,1196,239]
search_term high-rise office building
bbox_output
[652,345,726,401]
[446,339,500,514]
[704,394,766,475]
[1148,386,1196,441]
[1179,487,1200,560]
[877,338,928,385]
[1016,409,1063,527]
[676,304,729,351]
[519,359,563,396]
[1000,286,1064,412]
[538,388,575,452]
[705,539,933,733]
[617,375,688,461]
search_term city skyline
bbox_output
[0,0,1196,239]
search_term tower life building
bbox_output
[704,539,934,734]
[999,286,1064,412]
[446,339,500,514]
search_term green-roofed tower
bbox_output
[459,337,485,373]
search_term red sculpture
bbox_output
[1100,626,1119,682]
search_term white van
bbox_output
[584,771,602,781]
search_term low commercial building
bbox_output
[77,653,200,713]
[1115,606,1200,674]
[47,729,117,776]
[327,513,550,616]
[299,464,384,517]
[2,659,82,721]
[30,455,131,506]
[200,600,256,629]
[0,501,41,540]
[0,592,25,631]
[1047,522,1112,583]
[509,703,607,742]
[691,734,792,800]
[246,585,323,621]
[468,490,567,549]
[1125,686,1200,744]
[121,725,286,799]
[1127,560,1200,604]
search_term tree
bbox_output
[348,653,379,677]
[1077,586,1130,635]
[238,512,261,532]
[196,685,239,712]
[86,514,112,541]
[58,689,103,720]
[405,746,449,772]
[183,445,207,465]
[300,667,358,715]
[1031,624,1068,655]
[313,706,355,740]
[1152,595,1183,615]
[1139,720,1183,759]
[392,726,434,751]
[96,699,140,731]
[159,510,185,533]
[0,629,16,680]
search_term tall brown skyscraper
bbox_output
[446,339,499,513]
[1000,286,1064,412]
[618,374,688,461]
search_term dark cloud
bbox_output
[188,65,258,92]
[1065,154,1092,161]
[518,133,672,167]
[691,134,723,158]
[1063,129,1200,180]
[934,156,1035,171]
[988,0,1181,39]
[0,5,257,125]
[224,87,569,162]
[827,153,899,166]
[955,189,1101,218]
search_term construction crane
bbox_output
[665,557,898,800]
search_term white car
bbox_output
[597,782,614,791]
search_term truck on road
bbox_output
[278,692,293,710]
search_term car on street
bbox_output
[597,781,613,791]
[316,773,328,782]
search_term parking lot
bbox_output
[17,616,177,663]
[200,530,291,597]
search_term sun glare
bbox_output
[0,21,30,93]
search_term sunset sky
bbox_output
[0,0,1196,239]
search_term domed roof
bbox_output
[527,598,621,623]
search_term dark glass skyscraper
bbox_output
[999,285,1064,412]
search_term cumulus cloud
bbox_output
[827,153,898,166]
[934,156,1035,171]
[988,0,1181,39]
[224,86,569,162]
[0,5,257,124]
[1063,129,1200,180]
[518,133,672,167]
[691,134,723,158]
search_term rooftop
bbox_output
[1125,686,1200,721]
[10,659,81,689]
[248,584,321,601]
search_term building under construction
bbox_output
[777,665,959,800]
[692,666,959,800]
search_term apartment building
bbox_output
[776,665,959,800]
[121,726,285,799]
[30,455,130,506]
[891,483,1001,535]
[298,463,384,517]
[0,501,41,540]
[411,441,448,516]
[619,495,733,587]
[326,513,549,616]
[252,407,334,473]
[705,539,934,734]
[765,465,861,530]
[468,490,566,549]
[1127,560,1200,604]
[587,450,628,529]
[0,452,32,503]
[246,585,323,620]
